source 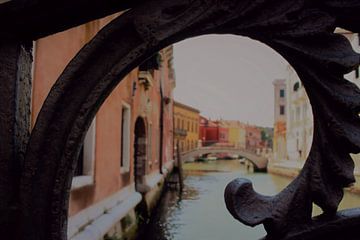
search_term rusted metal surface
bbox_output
[0,42,32,238]
[0,0,146,41]
[0,0,359,239]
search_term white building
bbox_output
[273,79,287,162]
[285,66,314,162]
[283,31,360,169]
[342,31,360,171]
[343,31,360,86]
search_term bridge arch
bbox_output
[182,148,268,172]
[1,1,358,239]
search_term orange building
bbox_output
[31,15,175,240]
[245,125,262,152]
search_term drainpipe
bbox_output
[159,72,164,174]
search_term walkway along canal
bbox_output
[137,160,360,240]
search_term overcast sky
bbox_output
[173,34,288,128]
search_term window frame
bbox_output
[71,118,96,190]
[120,102,131,173]
[280,105,285,115]
[280,89,285,98]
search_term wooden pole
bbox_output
[176,141,184,192]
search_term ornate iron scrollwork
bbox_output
[0,0,359,239]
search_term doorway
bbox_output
[134,117,147,192]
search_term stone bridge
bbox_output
[181,147,268,172]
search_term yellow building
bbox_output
[221,120,246,149]
[174,101,200,153]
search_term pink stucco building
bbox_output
[31,14,175,240]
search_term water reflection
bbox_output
[138,160,360,240]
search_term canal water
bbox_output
[138,160,360,240]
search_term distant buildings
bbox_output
[199,116,220,146]
[173,101,200,153]
[245,125,262,152]
[199,116,267,152]
[217,120,230,144]
[221,120,246,149]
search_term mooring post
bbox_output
[176,141,184,192]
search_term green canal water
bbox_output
[138,160,360,240]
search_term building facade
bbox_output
[221,120,246,149]
[285,65,314,162]
[245,125,262,152]
[273,79,287,162]
[31,15,175,240]
[217,120,229,144]
[199,116,219,146]
[343,31,360,170]
[275,30,359,167]
[173,101,200,153]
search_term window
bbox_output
[280,105,285,115]
[293,82,300,92]
[280,89,285,98]
[120,103,131,172]
[72,118,96,190]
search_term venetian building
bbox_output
[272,79,287,162]
[341,30,360,172]
[221,120,246,149]
[245,125,262,153]
[282,30,359,167]
[285,65,313,162]
[173,101,200,153]
[199,116,220,146]
[31,14,176,240]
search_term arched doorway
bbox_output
[134,117,147,193]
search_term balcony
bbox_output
[174,128,187,137]
[138,71,153,90]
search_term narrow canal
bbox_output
[138,160,360,240]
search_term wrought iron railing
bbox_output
[0,1,359,240]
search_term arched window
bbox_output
[293,82,300,92]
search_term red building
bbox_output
[199,116,230,146]
[200,116,218,146]
[217,120,229,144]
